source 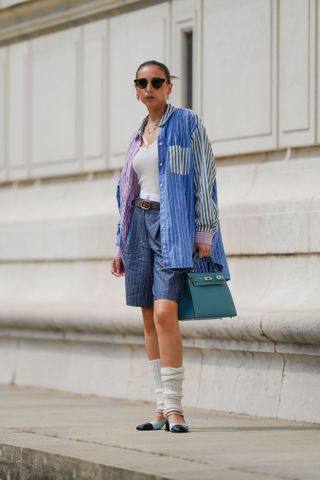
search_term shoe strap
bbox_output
[165,410,184,419]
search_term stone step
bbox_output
[1,385,320,480]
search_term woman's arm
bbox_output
[191,113,219,254]
[114,178,121,257]
[111,178,125,276]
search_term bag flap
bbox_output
[187,272,225,287]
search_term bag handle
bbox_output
[192,251,220,273]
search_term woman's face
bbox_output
[135,65,172,108]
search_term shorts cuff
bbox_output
[153,295,180,304]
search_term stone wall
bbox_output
[0,0,319,423]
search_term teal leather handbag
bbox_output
[178,257,237,321]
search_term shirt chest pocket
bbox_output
[168,146,191,175]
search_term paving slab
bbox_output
[0,384,319,480]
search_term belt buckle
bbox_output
[140,200,151,210]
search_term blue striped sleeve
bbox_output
[191,113,218,243]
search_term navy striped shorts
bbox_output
[123,205,186,308]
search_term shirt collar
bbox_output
[137,103,175,136]
[159,103,175,126]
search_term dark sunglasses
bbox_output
[134,77,167,89]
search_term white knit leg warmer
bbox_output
[149,359,164,414]
[161,366,185,418]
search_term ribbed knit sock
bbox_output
[149,359,164,414]
[161,366,185,418]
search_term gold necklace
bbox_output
[146,120,159,134]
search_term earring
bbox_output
[136,94,140,101]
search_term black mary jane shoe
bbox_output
[165,415,189,433]
[136,418,167,431]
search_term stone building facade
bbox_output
[0,0,319,423]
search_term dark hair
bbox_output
[136,60,171,84]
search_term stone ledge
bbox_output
[0,435,170,480]
[0,158,319,260]
[219,157,320,254]
[1,304,320,353]
[1,308,320,423]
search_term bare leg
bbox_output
[141,307,160,360]
[153,299,184,424]
[153,299,182,367]
[141,307,164,421]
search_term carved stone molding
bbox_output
[0,0,163,46]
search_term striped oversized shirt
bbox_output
[115,104,230,280]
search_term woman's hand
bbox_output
[111,257,125,277]
[193,242,211,259]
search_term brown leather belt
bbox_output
[134,197,160,210]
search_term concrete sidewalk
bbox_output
[0,385,319,480]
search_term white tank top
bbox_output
[132,140,160,202]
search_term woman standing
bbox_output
[111,60,230,433]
